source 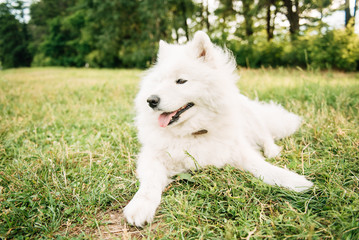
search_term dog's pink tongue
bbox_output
[158,111,177,128]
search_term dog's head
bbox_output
[136,31,238,134]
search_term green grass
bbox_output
[0,67,358,239]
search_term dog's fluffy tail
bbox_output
[257,101,302,140]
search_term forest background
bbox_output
[0,0,359,71]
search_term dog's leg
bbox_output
[263,138,282,158]
[123,151,170,227]
[236,146,313,192]
[256,131,282,158]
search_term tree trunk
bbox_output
[173,17,179,43]
[266,0,277,41]
[205,0,210,32]
[345,0,352,27]
[354,0,358,25]
[283,0,300,37]
[201,0,210,32]
[180,0,189,41]
[242,0,254,37]
[345,0,358,27]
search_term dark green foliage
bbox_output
[2,0,359,70]
[229,28,359,71]
[0,3,32,69]
[33,10,91,67]
[30,0,193,68]
[229,38,285,68]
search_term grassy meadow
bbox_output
[0,67,358,239]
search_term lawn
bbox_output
[0,67,358,239]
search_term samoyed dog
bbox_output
[124,31,313,227]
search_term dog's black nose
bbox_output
[147,95,160,109]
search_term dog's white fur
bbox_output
[124,31,313,227]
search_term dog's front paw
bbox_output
[123,194,160,227]
[264,143,282,158]
[270,169,313,192]
[284,173,313,192]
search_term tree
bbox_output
[169,0,197,42]
[179,0,190,40]
[200,0,211,33]
[282,0,300,36]
[266,0,279,41]
[345,0,358,27]
[80,0,175,68]
[23,0,358,70]
[216,0,265,39]
[214,0,236,41]
[0,2,31,68]
[29,0,79,60]
[281,0,332,39]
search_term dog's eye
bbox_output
[176,79,187,84]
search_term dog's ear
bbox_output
[159,40,168,50]
[192,31,213,60]
[157,40,169,61]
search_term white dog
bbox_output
[124,31,313,227]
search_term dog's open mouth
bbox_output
[158,102,194,127]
